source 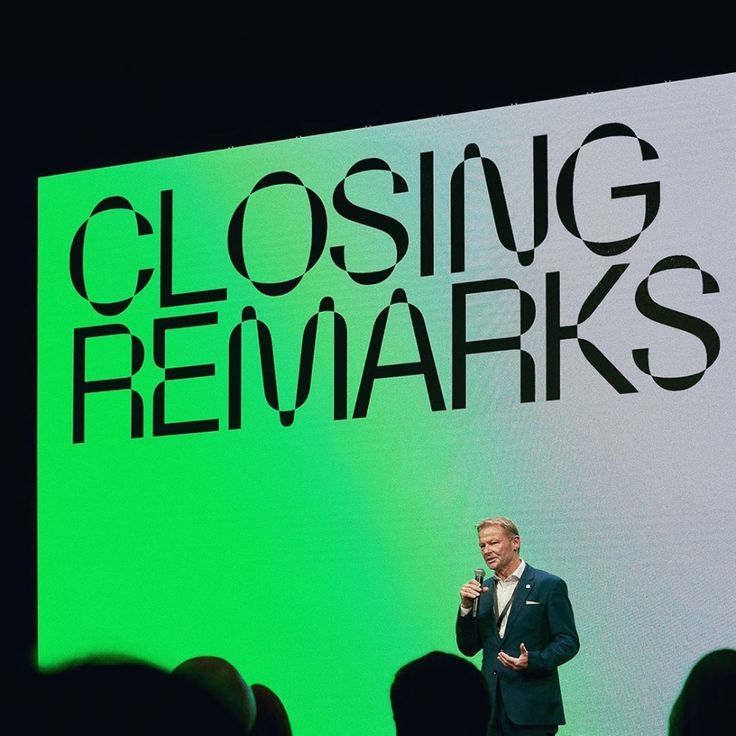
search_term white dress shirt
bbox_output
[494,559,525,637]
[460,559,526,639]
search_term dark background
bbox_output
[9,52,734,676]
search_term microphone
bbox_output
[472,568,485,618]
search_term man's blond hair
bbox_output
[475,516,520,542]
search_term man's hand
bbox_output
[460,580,489,609]
[497,643,529,670]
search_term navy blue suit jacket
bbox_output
[456,563,579,726]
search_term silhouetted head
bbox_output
[250,683,293,736]
[172,655,257,733]
[669,648,736,735]
[390,651,491,736]
[34,654,245,734]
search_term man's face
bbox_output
[478,525,519,578]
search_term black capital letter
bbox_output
[70,197,154,316]
[556,123,660,256]
[546,265,637,400]
[160,189,227,307]
[153,313,220,436]
[330,158,409,285]
[633,255,720,390]
[451,138,548,269]
[228,298,348,427]
[420,150,435,277]
[452,279,536,408]
[228,172,326,296]
[73,324,144,443]
[354,289,445,418]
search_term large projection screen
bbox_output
[38,74,735,735]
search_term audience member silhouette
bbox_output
[250,683,293,736]
[172,655,257,733]
[33,654,246,733]
[390,650,491,736]
[668,648,736,735]
[28,644,736,734]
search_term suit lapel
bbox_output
[500,563,535,644]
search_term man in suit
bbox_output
[456,517,579,735]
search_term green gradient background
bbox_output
[38,75,736,735]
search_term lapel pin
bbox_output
[526,584,531,588]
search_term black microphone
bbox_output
[472,567,485,618]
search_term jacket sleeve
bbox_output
[455,607,482,657]
[526,577,580,671]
